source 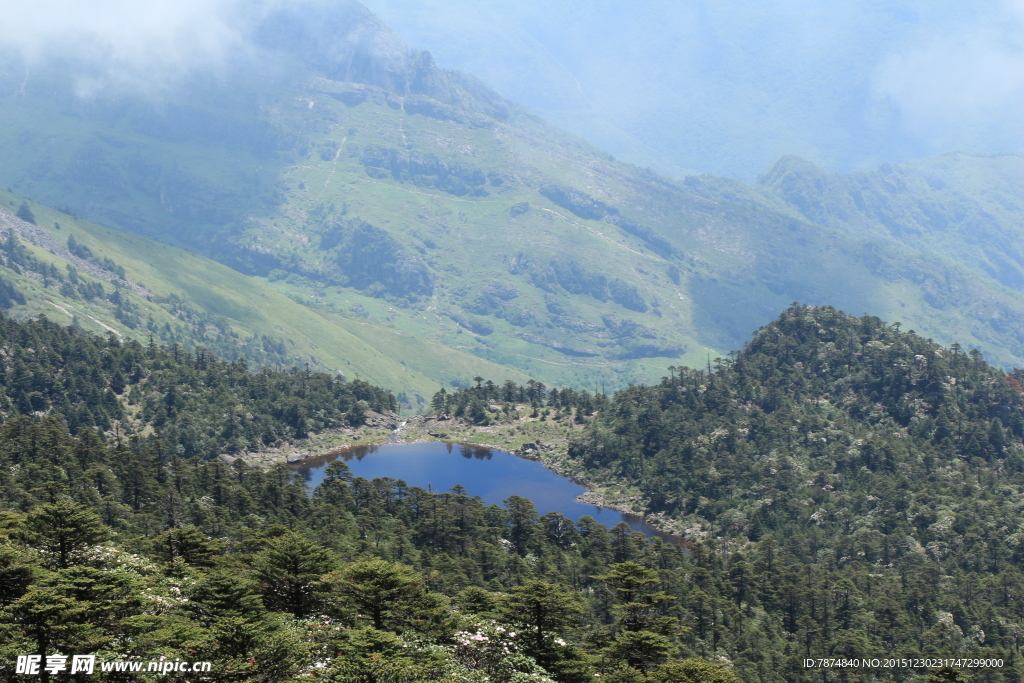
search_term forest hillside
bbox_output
[0,309,1022,681]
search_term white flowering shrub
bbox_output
[450,618,555,683]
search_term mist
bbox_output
[1,0,1021,180]
[359,0,1024,180]
[874,1,1024,157]
[0,0,251,95]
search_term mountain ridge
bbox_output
[2,1,1024,386]
[754,152,1024,290]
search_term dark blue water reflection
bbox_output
[291,441,680,544]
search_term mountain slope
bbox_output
[755,152,1024,290]
[2,0,1024,381]
[566,304,1024,538]
[0,191,533,408]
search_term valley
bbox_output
[2,1,1024,681]
[0,1,1023,395]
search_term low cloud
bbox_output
[0,0,263,95]
[1,0,1022,174]
[873,0,1024,152]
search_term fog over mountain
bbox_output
[4,4,1024,679]
[2,0,1024,386]
[360,0,1024,180]
[3,0,1022,180]
[0,0,248,92]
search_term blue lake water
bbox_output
[290,441,680,543]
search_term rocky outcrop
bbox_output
[0,208,152,297]
[361,410,403,430]
[257,0,514,122]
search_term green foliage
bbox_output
[649,659,742,683]
[593,561,676,633]
[14,34,1024,389]
[7,33,1024,390]
[0,318,689,681]
[66,233,92,259]
[333,559,431,632]
[603,630,675,674]
[254,532,337,618]
[430,377,603,424]
[3,307,1024,681]
[320,219,434,300]
[0,312,394,457]
[15,202,35,225]
[559,304,1024,678]
[758,154,1024,296]
[0,273,25,309]
[19,502,110,569]
[0,194,531,403]
[0,544,37,606]
[499,580,583,659]
[927,668,972,683]
[322,627,463,683]
[7,580,101,657]
[155,525,223,566]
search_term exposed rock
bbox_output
[361,410,402,429]
[262,2,513,121]
[0,208,153,297]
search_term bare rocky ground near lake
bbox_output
[219,406,683,536]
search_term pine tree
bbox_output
[253,533,336,618]
[499,580,582,656]
[16,202,36,225]
[19,501,109,569]
[649,659,742,683]
[333,559,426,631]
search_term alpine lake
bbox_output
[289,441,681,544]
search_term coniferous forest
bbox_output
[2,307,1024,682]
[5,3,1024,682]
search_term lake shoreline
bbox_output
[231,410,685,541]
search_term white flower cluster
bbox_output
[454,630,491,647]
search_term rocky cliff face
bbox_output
[254,0,509,119]
[257,1,408,92]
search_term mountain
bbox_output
[4,307,1022,680]
[429,305,1024,672]
[755,153,1024,291]
[0,191,532,410]
[2,0,1024,388]
[358,0,1024,182]
[563,305,1024,536]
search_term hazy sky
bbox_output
[0,0,252,97]
[2,0,1022,180]
[0,0,239,66]
[359,0,1024,179]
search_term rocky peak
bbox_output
[254,0,510,120]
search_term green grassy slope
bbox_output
[755,153,1024,290]
[0,191,533,409]
[2,4,1024,377]
[167,86,1024,370]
